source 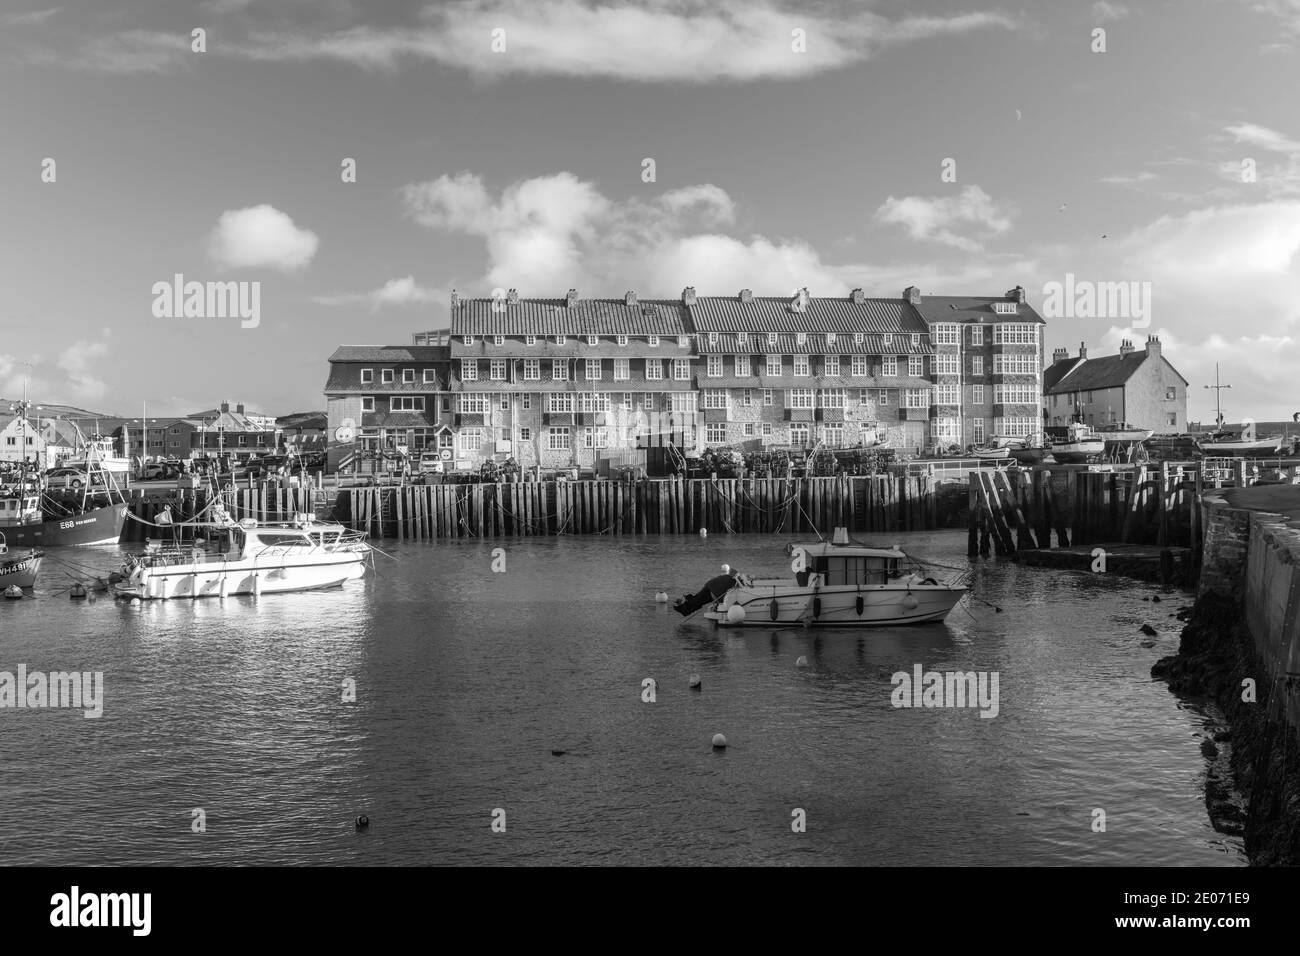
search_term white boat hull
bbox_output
[1196,438,1284,456]
[115,552,366,600]
[701,582,966,627]
[1050,441,1105,463]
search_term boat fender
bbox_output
[855,595,864,616]
[812,597,822,618]
[770,598,780,621]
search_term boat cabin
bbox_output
[0,495,41,527]
[793,542,908,586]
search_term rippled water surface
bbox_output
[0,531,1243,865]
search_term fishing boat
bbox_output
[969,435,1047,464]
[0,533,42,589]
[1093,422,1153,443]
[1048,422,1106,464]
[1195,431,1284,457]
[61,432,130,476]
[674,527,970,627]
[0,457,128,547]
[113,510,371,601]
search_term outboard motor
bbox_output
[674,570,739,616]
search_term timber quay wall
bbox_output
[121,475,944,541]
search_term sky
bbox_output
[1,0,1298,425]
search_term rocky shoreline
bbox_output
[1152,593,1300,864]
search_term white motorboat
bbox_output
[113,510,371,601]
[675,527,970,627]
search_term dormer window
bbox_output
[738,333,749,349]
[587,335,598,346]
[525,335,536,346]
[993,301,1018,315]
[617,335,627,347]
[493,335,504,347]
[795,332,807,346]
[911,334,921,347]
[826,332,837,348]
[556,335,566,345]
[463,335,474,346]
[853,333,863,346]
[677,336,689,348]
[767,332,778,347]
[647,335,659,347]
[708,331,719,347]
[883,334,893,348]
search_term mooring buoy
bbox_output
[711,733,727,749]
[355,815,369,830]
[688,674,702,690]
[796,655,809,669]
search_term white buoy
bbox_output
[699,528,708,537]
[253,572,262,600]
[902,594,918,610]
[69,583,87,600]
[711,733,727,749]
[796,655,809,668]
[688,674,702,689]
[726,604,746,624]
[721,564,730,573]
[654,591,668,603]
[3,586,23,600]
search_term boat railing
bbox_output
[905,457,1015,480]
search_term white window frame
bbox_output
[766,354,783,377]
[645,359,663,381]
[585,358,602,381]
[789,389,814,410]
[672,358,690,381]
[547,427,571,450]
[423,369,436,384]
[763,389,774,406]
[850,355,869,377]
[647,335,659,347]
[493,335,504,347]
[490,360,507,381]
[382,369,394,384]
[881,356,897,377]
[823,355,840,377]
[361,397,374,413]
[523,359,541,381]
[360,368,373,384]
[705,422,727,445]
[460,360,477,382]
[970,325,984,346]
[613,358,630,381]
[706,355,723,378]
[734,355,749,377]
[525,335,537,346]
[908,355,924,378]
[402,368,415,384]
[552,359,568,381]
[793,355,810,377]
[703,389,727,409]
[935,354,959,375]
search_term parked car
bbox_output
[45,467,105,490]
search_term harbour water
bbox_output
[0,530,1242,865]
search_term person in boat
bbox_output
[674,567,742,616]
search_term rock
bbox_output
[1140,624,1158,636]
[1152,595,1162,603]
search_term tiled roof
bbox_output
[1042,357,1083,392]
[328,345,451,363]
[451,377,694,393]
[451,298,690,336]
[364,411,440,428]
[696,331,931,354]
[1045,351,1148,393]
[912,296,1047,325]
[325,368,449,392]
[451,340,693,359]
[689,295,929,334]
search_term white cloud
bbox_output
[313,276,448,310]
[54,1,1018,80]
[1099,171,1158,186]
[1091,2,1129,21]
[1226,122,1300,154]
[208,205,319,272]
[873,186,1012,252]
[0,8,60,27]
[54,330,112,404]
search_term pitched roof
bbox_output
[1045,347,1180,393]
[911,296,1047,325]
[451,298,690,336]
[1042,357,1083,392]
[689,296,929,334]
[328,345,450,363]
[696,331,931,354]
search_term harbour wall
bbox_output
[1153,488,1300,864]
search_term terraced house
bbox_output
[447,289,698,472]
[324,284,1045,473]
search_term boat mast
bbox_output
[1203,363,1231,430]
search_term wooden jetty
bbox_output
[119,474,943,541]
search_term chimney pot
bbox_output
[220,401,230,413]
[507,288,519,305]
[903,285,921,305]
[1006,285,1026,304]
[449,289,459,309]
[739,288,752,303]
[1078,342,1088,360]
[624,290,637,306]
[682,286,697,306]
[851,288,865,304]
[565,289,578,307]
[236,403,245,415]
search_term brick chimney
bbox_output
[506,288,519,306]
[236,403,245,415]
[1052,347,1069,363]
[624,291,637,306]
[904,285,922,306]
[1118,339,1134,358]
[565,288,578,307]
[738,288,752,303]
[449,290,459,309]
[220,401,230,414]
[682,286,697,306]
[1146,334,1161,359]
[851,288,865,304]
[1078,342,1088,360]
[1006,285,1027,304]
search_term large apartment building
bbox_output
[324,284,1045,473]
